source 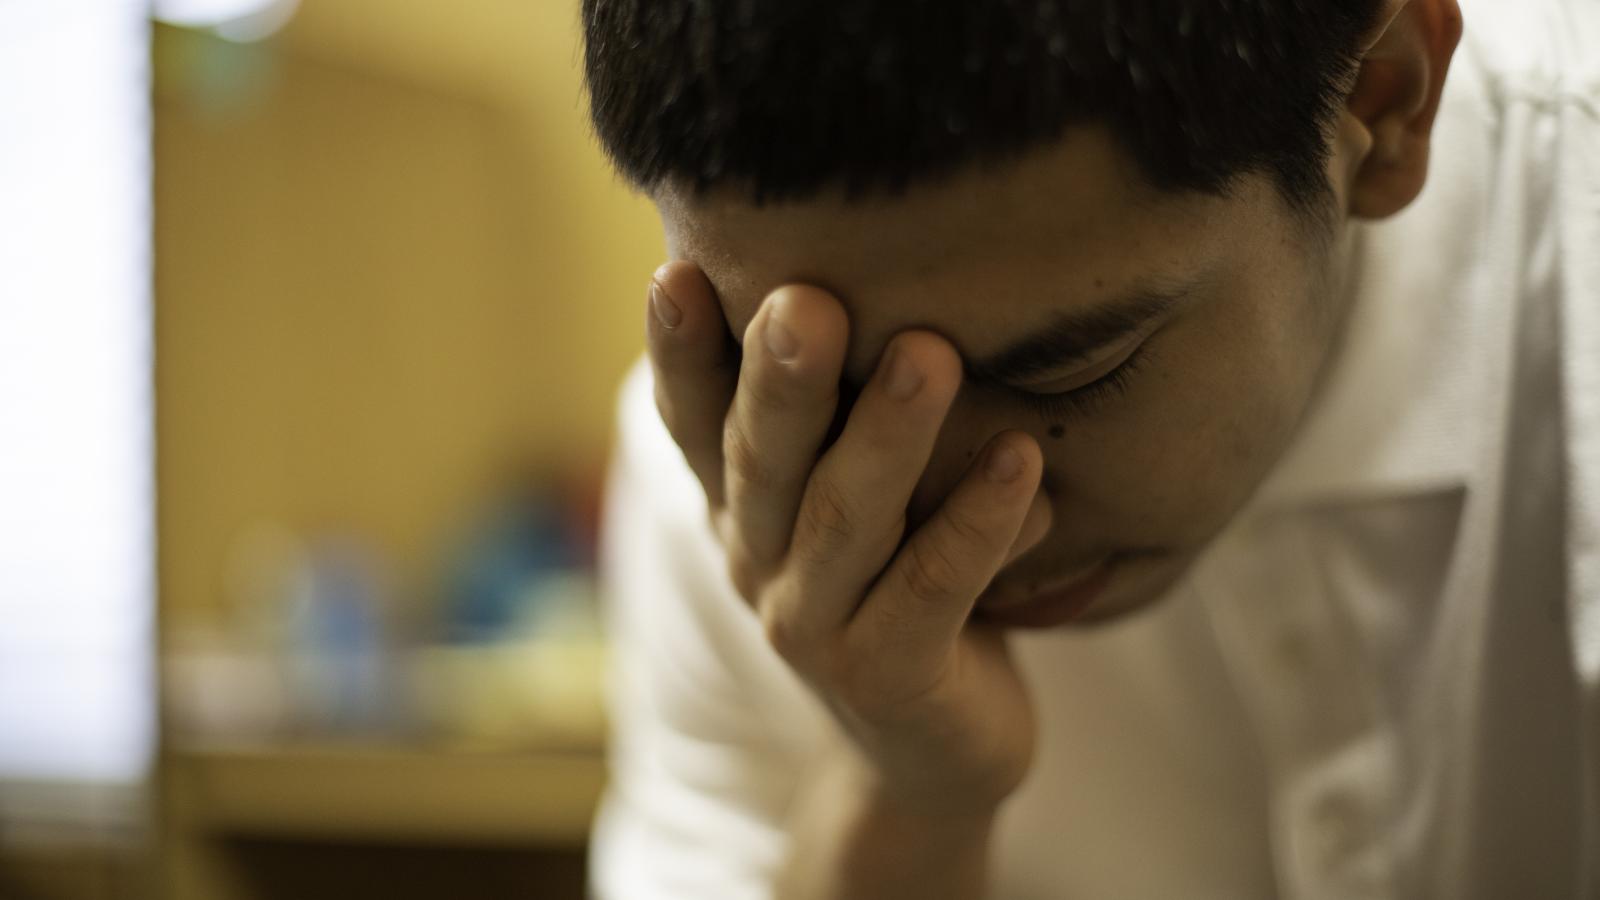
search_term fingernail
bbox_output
[765,301,800,362]
[650,282,682,329]
[883,347,923,400]
[986,444,1023,483]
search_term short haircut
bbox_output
[581,1,1383,218]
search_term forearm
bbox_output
[777,749,997,900]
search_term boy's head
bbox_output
[583,0,1461,623]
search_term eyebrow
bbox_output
[963,278,1204,386]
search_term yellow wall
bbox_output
[155,10,661,626]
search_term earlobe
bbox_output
[1344,0,1464,220]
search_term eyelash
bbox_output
[1011,344,1151,421]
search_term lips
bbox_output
[975,555,1117,628]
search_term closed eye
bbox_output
[1010,343,1151,421]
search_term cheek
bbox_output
[1048,417,1269,546]
[904,403,1029,529]
[1052,285,1327,545]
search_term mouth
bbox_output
[974,555,1119,628]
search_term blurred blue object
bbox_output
[441,481,585,644]
[286,535,395,732]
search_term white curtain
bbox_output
[0,0,153,825]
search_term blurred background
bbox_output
[1,1,660,897]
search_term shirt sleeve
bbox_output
[588,357,831,900]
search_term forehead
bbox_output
[655,127,1251,379]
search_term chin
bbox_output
[1073,548,1201,626]
[975,547,1197,630]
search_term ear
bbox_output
[1341,0,1464,219]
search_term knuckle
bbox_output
[721,420,774,491]
[940,505,995,553]
[795,476,861,561]
[901,536,965,606]
[759,604,807,663]
[740,364,799,411]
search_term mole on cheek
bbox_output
[1048,424,1065,439]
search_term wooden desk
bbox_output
[160,741,607,899]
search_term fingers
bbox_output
[766,330,964,635]
[647,262,1054,672]
[645,261,737,509]
[722,286,850,567]
[851,431,1043,663]
[1001,489,1053,568]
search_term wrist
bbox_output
[860,788,999,846]
[841,768,998,896]
[778,743,999,900]
[839,744,1009,825]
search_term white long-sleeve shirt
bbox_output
[589,0,1600,895]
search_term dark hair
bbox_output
[581,1,1382,218]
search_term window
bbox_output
[0,0,153,827]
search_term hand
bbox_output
[644,260,1053,816]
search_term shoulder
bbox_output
[612,355,709,524]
